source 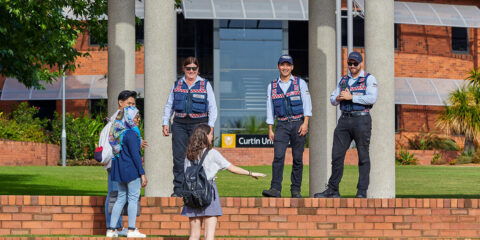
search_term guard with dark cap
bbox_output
[314,51,378,199]
[262,54,312,198]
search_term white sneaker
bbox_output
[117,228,128,237]
[127,229,146,238]
[106,229,118,238]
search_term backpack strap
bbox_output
[198,148,210,166]
[198,148,215,200]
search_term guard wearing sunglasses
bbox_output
[162,56,218,197]
[314,51,378,199]
[262,54,312,198]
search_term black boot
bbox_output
[262,188,281,198]
[313,188,341,198]
[355,189,367,198]
[291,191,302,198]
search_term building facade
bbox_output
[0,0,479,137]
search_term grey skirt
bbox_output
[181,181,222,217]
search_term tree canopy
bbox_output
[0,0,108,89]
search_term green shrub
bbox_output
[431,153,446,165]
[472,151,480,163]
[0,103,48,143]
[50,112,144,162]
[50,113,103,161]
[396,149,417,165]
[455,151,474,165]
[407,128,459,151]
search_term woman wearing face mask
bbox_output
[107,106,148,238]
[162,56,218,197]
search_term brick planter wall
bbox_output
[0,140,59,166]
[409,150,459,165]
[1,196,480,238]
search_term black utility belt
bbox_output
[341,111,370,117]
[173,116,208,125]
[277,117,304,122]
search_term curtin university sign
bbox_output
[221,134,273,148]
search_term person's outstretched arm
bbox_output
[226,164,266,179]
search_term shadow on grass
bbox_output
[0,174,105,196]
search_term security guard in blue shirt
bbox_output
[162,57,218,197]
[262,54,312,198]
[314,51,378,199]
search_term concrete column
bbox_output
[308,0,337,197]
[107,0,136,116]
[365,0,395,198]
[144,0,176,196]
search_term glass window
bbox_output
[177,15,213,80]
[135,19,144,44]
[452,27,468,53]
[394,24,399,49]
[28,100,56,120]
[341,11,365,47]
[219,20,282,133]
[288,21,308,80]
[395,104,399,133]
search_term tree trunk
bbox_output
[464,137,475,154]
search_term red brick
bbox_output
[21,206,41,213]
[317,208,336,215]
[41,206,62,213]
[12,213,32,221]
[230,214,249,221]
[160,221,180,229]
[62,221,82,228]
[2,206,19,213]
[337,208,356,215]
[11,229,30,235]
[374,222,393,229]
[0,213,12,220]
[395,208,412,215]
[22,221,44,229]
[365,216,384,222]
[317,223,336,229]
[239,222,258,229]
[2,221,21,228]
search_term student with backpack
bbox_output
[96,90,146,237]
[106,106,148,238]
[181,124,266,240]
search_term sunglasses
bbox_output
[347,62,360,67]
[185,67,198,71]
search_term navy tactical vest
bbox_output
[339,73,372,112]
[271,77,304,121]
[172,79,209,119]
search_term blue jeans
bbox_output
[109,177,141,230]
[105,170,123,229]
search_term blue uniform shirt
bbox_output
[330,69,378,106]
[162,75,218,127]
[266,75,312,125]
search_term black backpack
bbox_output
[182,149,214,208]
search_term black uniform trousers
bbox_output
[270,119,306,193]
[328,113,372,192]
[171,120,205,195]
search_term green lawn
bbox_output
[0,165,479,198]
